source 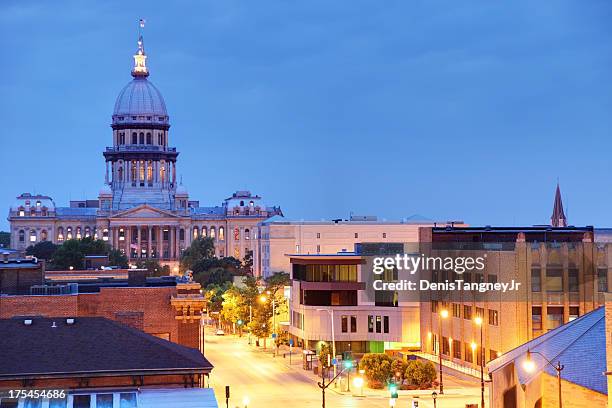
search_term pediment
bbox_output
[111,204,178,219]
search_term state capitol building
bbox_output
[7,29,282,269]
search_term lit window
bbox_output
[36,200,41,207]
[19,210,25,217]
[102,228,109,241]
[19,230,25,242]
[30,230,37,242]
[219,227,224,241]
[245,229,250,240]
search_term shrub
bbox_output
[359,353,393,386]
[391,359,409,382]
[405,360,437,389]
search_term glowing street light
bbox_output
[242,396,250,408]
[353,376,364,397]
[523,349,564,408]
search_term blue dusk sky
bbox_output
[1,1,612,230]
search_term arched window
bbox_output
[139,132,145,144]
[249,200,254,207]
[84,226,91,238]
[57,227,64,242]
[118,166,123,182]
[36,200,41,207]
[160,163,166,183]
[245,229,250,240]
[18,207,25,217]
[76,227,82,239]
[30,208,36,216]
[102,228,109,241]
[179,228,185,241]
[210,226,216,240]
[219,227,225,241]
[240,201,244,206]
[29,230,37,243]
[147,160,153,183]
[119,132,125,144]
[41,230,48,241]
[132,132,137,144]
[18,230,25,242]
[131,161,137,184]
[66,227,73,240]
[202,226,207,237]
[146,132,152,145]
[193,226,199,239]
[233,227,239,241]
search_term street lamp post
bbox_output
[432,391,438,408]
[523,349,564,408]
[248,304,253,345]
[438,309,448,394]
[474,316,485,408]
[316,308,337,380]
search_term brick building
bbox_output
[418,225,607,377]
[0,316,217,407]
[0,263,207,353]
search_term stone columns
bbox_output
[176,227,181,259]
[169,226,174,260]
[137,161,141,185]
[137,226,142,259]
[158,227,163,259]
[126,226,132,260]
[147,226,152,258]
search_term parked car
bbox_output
[215,329,225,336]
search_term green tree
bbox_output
[136,259,170,277]
[359,353,394,388]
[391,359,409,383]
[50,239,85,270]
[109,249,128,268]
[180,237,215,272]
[404,360,436,389]
[318,343,332,369]
[220,286,246,334]
[0,231,10,248]
[249,298,272,349]
[242,250,253,274]
[26,241,57,260]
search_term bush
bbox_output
[405,360,437,389]
[391,359,408,382]
[359,353,393,387]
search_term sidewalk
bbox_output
[213,329,483,401]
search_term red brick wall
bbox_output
[0,287,179,344]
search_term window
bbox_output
[598,268,608,292]
[489,350,499,362]
[219,227,224,241]
[452,339,461,359]
[546,306,564,330]
[49,398,67,408]
[476,345,483,366]
[139,132,144,144]
[383,316,389,333]
[76,227,82,239]
[210,226,216,239]
[532,306,542,330]
[351,315,357,333]
[57,227,64,242]
[179,228,185,241]
[317,245,321,253]
[201,226,207,237]
[316,232,321,239]
[72,395,91,408]
[476,307,484,319]
[452,303,461,318]
[375,315,382,333]
[36,200,41,207]
[442,336,450,355]
[568,268,579,292]
[84,226,91,238]
[531,267,541,292]
[18,208,25,217]
[120,393,138,408]
[29,230,36,242]
[463,305,472,320]
[382,233,387,238]
[341,315,348,333]
[193,226,199,239]
[245,229,250,240]
[96,394,113,408]
[464,342,473,363]
[41,230,48,241]
[146,132,152,144]
[546,268,563,292]
[24,400,42,408]
[431,300,438,313]
[354,233,358,238]
[488,309,499,326]
[569,306,579,322]
[18,230,25,242]
[132,132,137,144]
[368,315,374,333]
[234,227,240,241]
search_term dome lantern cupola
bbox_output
[132,19,149,78]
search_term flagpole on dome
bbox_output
[132,18,149,78]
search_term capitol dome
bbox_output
[113,78,168,121]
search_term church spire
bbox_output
[131,19,149,78]
[551,182,567,227]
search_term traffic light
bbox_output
[389,383,398,399]
[343,360,353,369]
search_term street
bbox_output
[204,329,485,408]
